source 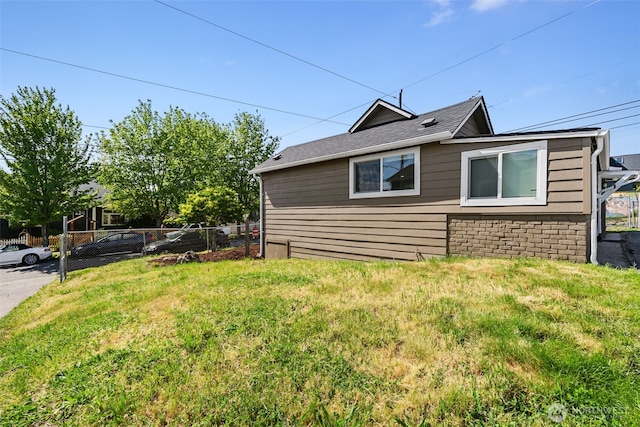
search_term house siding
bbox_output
[456,116,481,137]
[359,108,407,130]
[262,136,592,262]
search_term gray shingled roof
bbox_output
[612,153,640,171]
[252,97,486,173]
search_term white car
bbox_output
[0,244,52,266]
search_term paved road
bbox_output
[598,231,640,269]
[0,258,59,318]
[620,231,640,268]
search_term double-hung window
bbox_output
[460,140,547,206]
[349,147,420,199]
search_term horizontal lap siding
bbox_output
[265,200,447,261]
[421,138,589,214]
[264,160,446,260]
[262,137,591,261]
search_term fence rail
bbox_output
[28,235,61,249]
[56,224,259,280]
[0,235,63,250]
[1,222,261,251]
[0,236,28,246]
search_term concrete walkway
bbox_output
[597,231,640,269]
[0,259,59,318]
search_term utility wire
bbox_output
[610,122,640,130]
[488,63,620,109]
[83,124,110,130]
[0,47,350,126]
[282,0,603,138]
[505,100,640,132]
[397,0,602,92]
[584,114,640,128]
[154,0,391,98]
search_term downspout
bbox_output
[589,133,605,265]
[253,173,265,258]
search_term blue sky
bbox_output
[1,0,639,155]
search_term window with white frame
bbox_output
[460,140,547,206]
[102,210,126,226]
[349,147,420,199]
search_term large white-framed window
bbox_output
[349,147,421,199]
[460,140,548,206]
[102,210,126,226]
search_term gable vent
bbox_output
[421,117,437,127]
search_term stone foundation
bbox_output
[448,215,589,263]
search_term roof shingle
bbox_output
[252,97,486,173]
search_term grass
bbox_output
[606,226,640,232]
[0,256,639,426]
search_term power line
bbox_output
[396,0,602,92]
[584,114,640,128]
[610,122,640,130]
[153,0,391,98]
[282,0,603,138]
[489,60,632,111]
[505,100,640,132]
[83,124,110,130]
[0,47,350,126]
[280,101,371,138]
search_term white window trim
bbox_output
[460,140,548,207]
[349,147,421,199]
[102,210,126,226]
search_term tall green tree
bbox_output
[0,86,95,246]
[98,100,224,226]
[219,112,279,215]
[176,186,243,226]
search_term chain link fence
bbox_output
[58,225,258,279]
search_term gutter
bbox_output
[253,173,265,258]
[589,133,605,265]
[441,129,605,144]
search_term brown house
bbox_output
[251,97,637,264]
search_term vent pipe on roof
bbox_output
[399,89,403,109]
[421,117,437,127]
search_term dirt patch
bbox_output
[149,245,261,266]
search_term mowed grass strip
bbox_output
[0,257,638,426]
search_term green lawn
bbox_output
[1,257,639,426]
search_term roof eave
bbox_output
[250,130,454,174]
[441,129,609,144]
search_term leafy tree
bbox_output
[0,86,95,246]
[98,101,224,226]
[219,112,279,214]
[176,186,243,226]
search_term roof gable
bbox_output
[452,99,493,137]
[349,99,416,133]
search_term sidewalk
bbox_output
[597,232,640,269]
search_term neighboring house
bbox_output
[0,182,127,237]
[251,97,640,264]
[0,218,9,239]
[605,154,640,227]
[69,181,127,231]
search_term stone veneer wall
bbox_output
[448,215,590,263]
